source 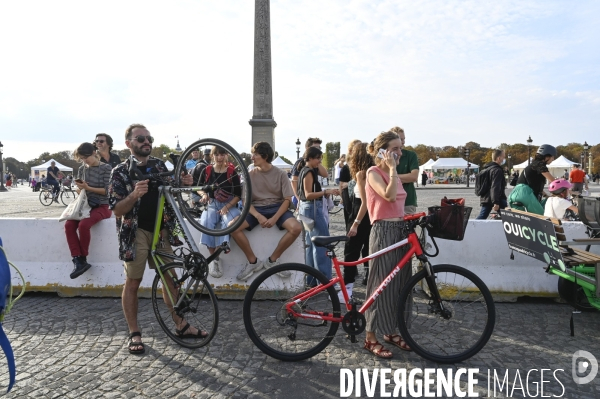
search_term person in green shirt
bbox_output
[391,126,419,214]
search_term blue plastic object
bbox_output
[0,237,15,393]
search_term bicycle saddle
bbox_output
[311,236,349,248]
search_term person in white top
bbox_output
[544,179,578,220]
[334,155,346,184]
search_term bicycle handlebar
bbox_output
[128,155,176,181]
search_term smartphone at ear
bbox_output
[377,149,398,160]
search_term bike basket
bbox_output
[426,205,472,241]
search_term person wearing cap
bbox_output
[508,144,558,215]
[544,179,578,219]
[65,143,113,279]
[46,161,61,202]
[185,148,200,171]
[94,133,122,168]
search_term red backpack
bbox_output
[204,162,235,184]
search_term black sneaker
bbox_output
[70,256,91,279]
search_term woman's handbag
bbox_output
[297,213,315,230]
[59,189,91,222]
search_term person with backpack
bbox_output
[475,149,507,219]
[508,144,558,215]
[196,146,242,278]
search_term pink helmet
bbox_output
[549,179,571,194]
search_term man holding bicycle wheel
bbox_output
[108,123,202,355]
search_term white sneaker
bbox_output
[337,283,353,303]
[209,258,223,278]
[236,259,264,281]
[264,257,290,278]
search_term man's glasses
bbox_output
[94,139,105,144]
[132,135,154,144]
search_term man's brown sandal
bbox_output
[128,331,145,355]
[175,322,209,339]
[383,334,412,351]
[363,340,393,358]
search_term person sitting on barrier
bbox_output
[297,146,340,286]
[196,146,242,278]
[363,130,411,358]
[508,144,557,215]
[65,143,113,279]
[544,179,579,220]
[108,123,201,355]
[232,142,302,281]
[46,161,61,202]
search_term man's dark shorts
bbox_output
[245,203,294,231]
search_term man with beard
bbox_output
[108,124,201,355]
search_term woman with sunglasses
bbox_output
[65,142,113,279]
[94,133,122,168]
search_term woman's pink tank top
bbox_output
[365,166,407,222]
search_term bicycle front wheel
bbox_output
[151,262,218,348]
[39,190,53,206]
[60,190,78,206]
[173,138,251,236]
[397,264,496,363]
[243,263,341,361]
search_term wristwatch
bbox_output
[354,219,361,224]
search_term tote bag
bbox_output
[59,189,91,222]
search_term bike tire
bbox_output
[173,138,251,236]
[243,263,341,361]
[39,189,53,206]
[60,190,78,206]
[557,278,596,312]
[151,262,219,348]
[328,194,343,215]
[397,264,496,363]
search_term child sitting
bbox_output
[544,179,578,220]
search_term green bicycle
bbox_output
[130,138,252,348]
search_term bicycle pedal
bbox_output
[345,334,358,343]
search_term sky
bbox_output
[0,0,599,163]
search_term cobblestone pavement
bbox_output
[1,184,600,397]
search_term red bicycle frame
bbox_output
[285,212,427,322]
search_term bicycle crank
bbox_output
[341,310,366,342]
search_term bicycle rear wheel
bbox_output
[397,264,495,363]
[151,262,218,348]
[60,189,78,206]
[243,263,341,361]
[173,138,251,236]
[39,189,53,206]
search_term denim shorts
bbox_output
[245,203,294,231]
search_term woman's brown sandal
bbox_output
[383,334,412,351]
[363,340,393,358]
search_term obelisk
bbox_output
[249,0,276,150]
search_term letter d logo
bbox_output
[572,350,598,384]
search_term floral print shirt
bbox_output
[108,157,182,262]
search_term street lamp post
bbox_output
[295,138,301,160]
[583,141,589,173]
[0,141,6,192]
[581,152,585,170]
[463,147,471,188]
[508,154,512,174]
[527,135,533,165]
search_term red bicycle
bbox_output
[243,212,496,363]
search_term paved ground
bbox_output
[1,183,600,397]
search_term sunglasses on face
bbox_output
[132,135,154,144]
[94,139,105,144]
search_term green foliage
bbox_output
[323,142,340,171]
[239,152,252,168]
[279,155,293,165]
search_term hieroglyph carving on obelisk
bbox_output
[249,0,277,150]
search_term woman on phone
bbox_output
[64,142,112,279]
[363,130,411,358]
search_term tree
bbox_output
[279,155,293,165]
[323,142,340,171]
[239,152,252,168]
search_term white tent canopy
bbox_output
[512,157,533,171]
[548,155,577,178]
[31,159,73,179]
[271,156,293,170]
[429,158,479,171]
[419,159,435,176]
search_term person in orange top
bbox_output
[569,164,586,193]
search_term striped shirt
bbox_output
[77,162,112,205]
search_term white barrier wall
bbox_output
[0,217,304,299]
[0,218,597,300]
[427,220,599,301]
